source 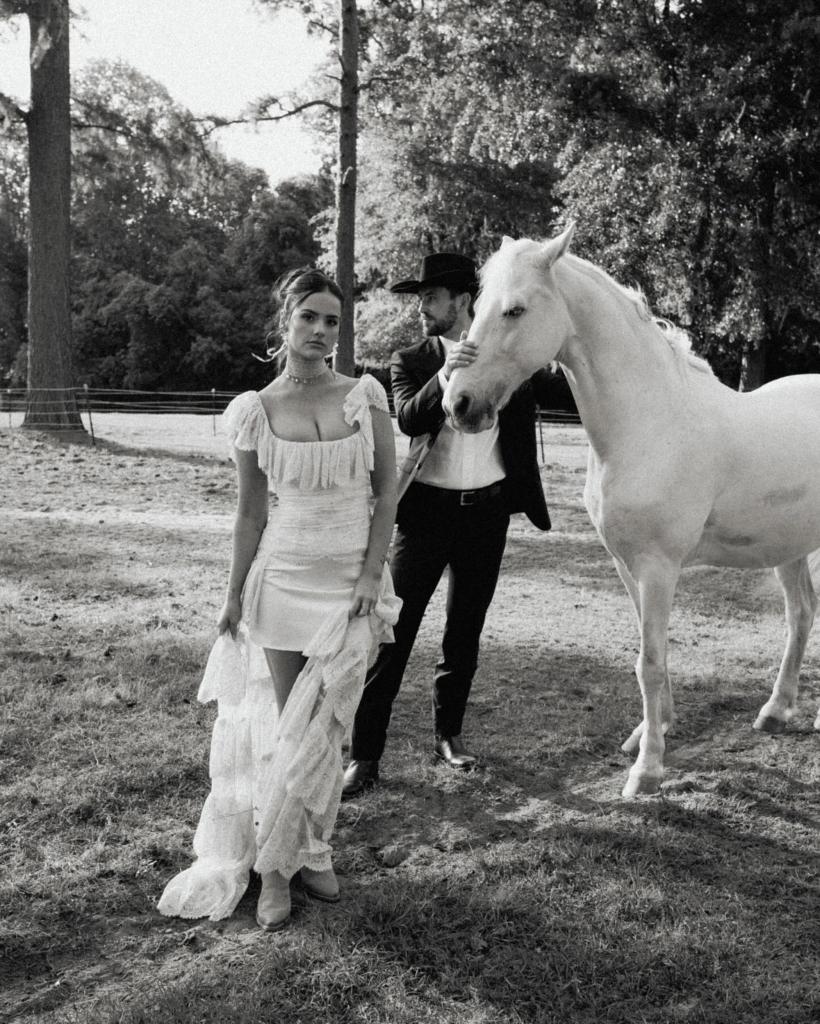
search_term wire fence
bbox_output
[1,385,235,419]
[1,387,237,451]
[1,386,582,461]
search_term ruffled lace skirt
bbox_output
[157,487,400,922]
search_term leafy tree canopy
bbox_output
[0,54,333,389]
[331,0,820,385]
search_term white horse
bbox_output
[442,224,820,797]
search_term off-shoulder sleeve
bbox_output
[222,391,263,456]
[343,374,389,426]
[341,375,389,472]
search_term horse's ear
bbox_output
[538,222,575,269]
[501,235,516,248]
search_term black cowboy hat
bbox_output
[389,252,478,295]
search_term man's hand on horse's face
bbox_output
[443,335,479,380]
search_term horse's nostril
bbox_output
[453,394,471,418]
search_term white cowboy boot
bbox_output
[256,871,291,931]
[300,865,340,903]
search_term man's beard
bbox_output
[421,302,458,337]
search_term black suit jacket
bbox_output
[390,336,553,531]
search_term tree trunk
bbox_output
[23,0,82,430]
[739,339,766,392]
[333,0,358,377]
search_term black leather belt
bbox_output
[413,480,504,507]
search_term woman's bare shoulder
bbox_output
[258,379,284,398]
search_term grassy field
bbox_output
[1,418,818,1024]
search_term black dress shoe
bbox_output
[341,759,379,799]
[434,735,478,770]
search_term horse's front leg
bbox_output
[754,557,817,733]
[622,558,679,797]
[613,555,674,756]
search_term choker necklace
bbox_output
[284,365,332,385]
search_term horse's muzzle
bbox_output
[444,390,496,433]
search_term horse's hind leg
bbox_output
[753,557,817,733]
[613,556,674,756]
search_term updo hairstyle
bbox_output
[257,267,344,364]
[273,266,343,338]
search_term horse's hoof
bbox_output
[622,769,663,798]
[753,714,787,734]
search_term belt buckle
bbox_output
[459,489,478,506]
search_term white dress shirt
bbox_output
[415,337,506,490]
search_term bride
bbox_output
[158,267,400,931]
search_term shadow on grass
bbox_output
[503,530,618,588]
[87,435,228,468]
[1,518,223,589]
[331,861,816,1024]
[54,817,819,1024]
[4,716,818,1023]
[504,523,796,621]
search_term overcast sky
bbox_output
[0,0,329,184]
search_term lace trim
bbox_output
[157,575,401,922]
[222,375,389,489]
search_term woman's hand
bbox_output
[217,595,242,638]
[349,572,380,619]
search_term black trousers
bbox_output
[349,480,510,761]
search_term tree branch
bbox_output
[69,117,139,137]
[359,73,393,93]
[249,1,336,41]
[197,98,339,136]
[306,16,337,37]
[0,89,27,128]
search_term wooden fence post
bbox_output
[83,384,95,445]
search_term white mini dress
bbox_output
[226,375,390,651]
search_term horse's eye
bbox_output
[503,306,525,319]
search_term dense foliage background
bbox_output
[1,0,819,391]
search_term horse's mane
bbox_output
[565,253,715,377]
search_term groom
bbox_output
[343,252,558,797]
